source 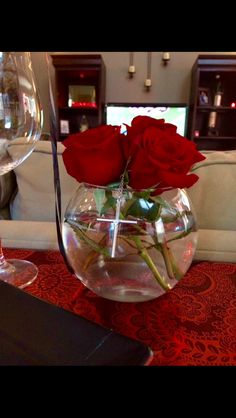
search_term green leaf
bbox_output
[100,190,117,215]
[149,195,172,209]
[93,189,106,215]
[125,197,161,222]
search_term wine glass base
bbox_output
[0,259,38,289]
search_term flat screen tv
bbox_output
[105,103,188,136]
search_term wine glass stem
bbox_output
[0,239,15,274]
[0,238,38,286]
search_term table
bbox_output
[4,247,236,366]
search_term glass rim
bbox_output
[81,182,175,193]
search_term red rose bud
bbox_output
[123,116,205,193]
[62,125,126,186]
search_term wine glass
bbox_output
[0,51,42,288]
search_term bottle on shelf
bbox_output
[80,115,89,132]
[207,111,218,136]
[207,74,223,136]
[213,74,223,106]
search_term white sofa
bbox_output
[1,141,236,262]
[188,151,236,261]
[0,141,77,250]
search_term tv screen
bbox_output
[105,103,188,137]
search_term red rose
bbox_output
[62,125,126,186]
[123,116,205,193]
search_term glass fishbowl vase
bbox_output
[62,183,198,302]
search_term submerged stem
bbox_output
[160,241,175,279]
[131,236,171,291]
[83,234,108,271]
[160,241,184,280]
[66,219,110,257]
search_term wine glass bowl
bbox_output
[0,52,42,175]
[0,51,43,288]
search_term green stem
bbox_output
[66,219,110,257]
[132,236,171,291]
[132,222,183,282]
[160,241,175,279]
[166,245,184,280]
[167,227,193,243]
[160,241,184,280]
[83,234,108,271]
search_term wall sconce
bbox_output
[128,52,136,78]
[144,52,152,91]
[144,78,152,91]
[162,52,171,65]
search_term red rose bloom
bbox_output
[62,125,126,186]
[123,116,205,193]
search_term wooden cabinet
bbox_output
[187,55,236,150]
[51,54,106,140]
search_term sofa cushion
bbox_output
[1,220,59,250]
[188,150,236,231]
[2,221,236,262]
[195,229,236,262]
[10,141,78,221]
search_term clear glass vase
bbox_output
[62,183,198,302]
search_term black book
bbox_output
[0,281,153,366]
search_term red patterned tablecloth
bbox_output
[4,248,236,366]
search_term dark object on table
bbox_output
[0,281,152,366]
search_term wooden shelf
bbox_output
[51,54,106,140]
[187,54,236,151]
[196,106,236,112]
[193,138,236,151]
[194,136,236,140]
[59,106,98,112]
